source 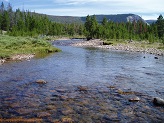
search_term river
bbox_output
[0,39,163,122]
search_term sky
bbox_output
[1,0,164,20]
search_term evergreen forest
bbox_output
[0,2,164,44]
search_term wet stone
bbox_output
[153,97,164,106]
[118,89,135,95]
[36,79,47,84]
[56,89,68,93]
[60,95,68,101]
[61,117,73,123]
[129,96,140,102]
[10,102,21,108]
[103,114,120,122]
[62,109,74,115]
[46,105,57,110]
[77,86,88,91]
[16,108,35,115]
[37,112,51,118]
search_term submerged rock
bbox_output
[153,97,164,106]
[77,86,88,91]
[36,79,47,84]
[154,56,158,59]
[37,112,51,118]
[129,96,140,102]
[61,117,73,123]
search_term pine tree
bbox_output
[156,14,164,38]
[2,10,10,31]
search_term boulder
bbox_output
[153,97,164,106]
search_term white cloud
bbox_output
[9,0,164,19]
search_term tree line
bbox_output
[84,15,164,43]
[0,2,164,44]
[0,2,83,37]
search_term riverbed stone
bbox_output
[62,109,74,115]
[154,56,158,59]
[61,117,73,123]
[118,89,135,95]
[37,112,51,118]
[153,97,164,106]
[129,96,140,102]
[56,89,68,93]
[16,108,34,115]
[36,79,47,84]
[77,86,88,91]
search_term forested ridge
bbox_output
[0,2,83,37]
[0,2,164,44]
[84,15,164,43]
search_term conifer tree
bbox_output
[156,14,164,38]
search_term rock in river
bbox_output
[129,96,140,102]
[153,97,164,106]
[77,86,88,91]
[36,79,47,84]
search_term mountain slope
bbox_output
[47,14,147,24]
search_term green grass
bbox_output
[0,35,61,59]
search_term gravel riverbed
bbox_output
[71,39,164,56]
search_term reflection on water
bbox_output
[0,40,164,122]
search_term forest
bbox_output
[0,2,164,44]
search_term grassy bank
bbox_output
[0,35,61,59]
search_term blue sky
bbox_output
[1,0,164,20]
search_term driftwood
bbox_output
[153,97,164,106]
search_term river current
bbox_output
[0,39,163,122]
[1,40,163,97]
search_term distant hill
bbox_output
[146,20,157,24]
[47,14,148,24]
[47,15,83,23]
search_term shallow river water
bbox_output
[0,40,164,122]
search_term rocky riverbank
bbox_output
[0,54,35,65]
[71,39,164,56]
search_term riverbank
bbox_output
[71,39,164,56]
[0,35,61,65]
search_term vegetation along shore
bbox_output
[0,35,60,65]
